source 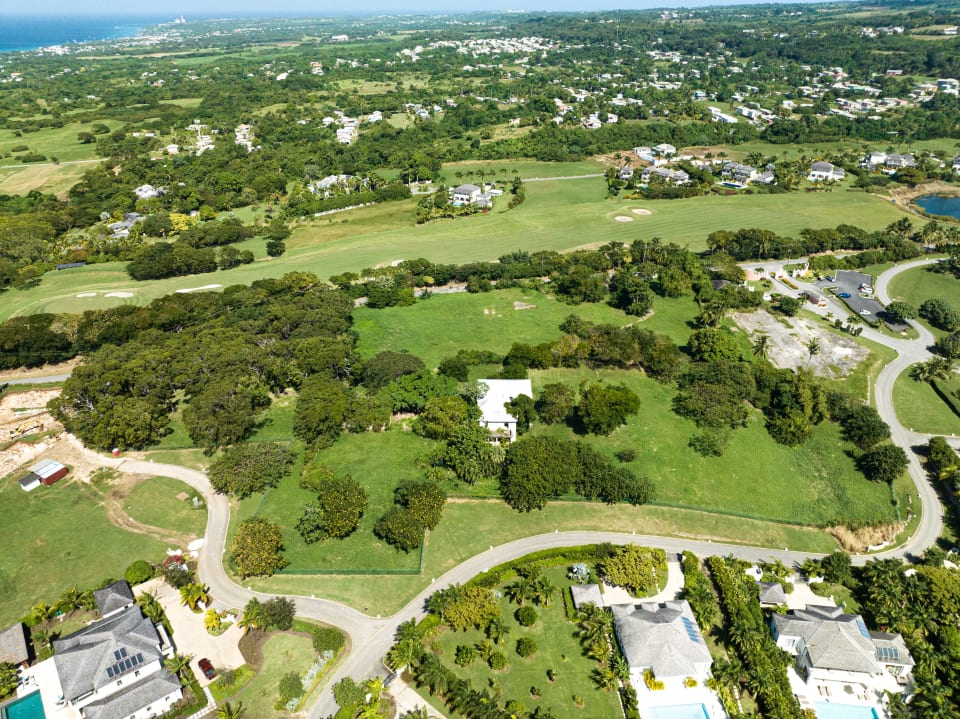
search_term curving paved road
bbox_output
[85,257,947,718]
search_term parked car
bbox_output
[860,309,871,316]
[198,658,216,680]
[838,292,851,298]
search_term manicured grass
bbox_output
[428,566,623,719]
[887,265,960,337]
[1,176,910,321]
[124,476,207,538]
[894,372,960,435]
[0,161,99,197]
[0,120,121,166]
[0,474,168,626]
[245,500,836,616]
[238,428,427,572]
[524,367,897,529]
[354,288,632,368]
[232,632,317,718]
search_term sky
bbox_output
[1,0,840,16]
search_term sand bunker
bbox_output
[104,292,134,298]
[614,216,634,222]
[632,208,652,216]
[75,292,97,298]
[175,284,223,294]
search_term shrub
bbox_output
[615,449,637,463]
[516,638,537,658]
[455,645,476,667]
[124,560,154,585]
[312,626,345,654]
[488,651,508,670]
[530,685,542,698]
[278,672,304,702]
[515,606,538,627]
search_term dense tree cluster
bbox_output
[230,518,287,578]
[208,442,295,498]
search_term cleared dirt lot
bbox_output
[732,309,869,379]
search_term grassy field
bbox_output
[354,288,632,368]
[124,476,207,538]
[0,474,168,626]
[428,565,623,719]
[0,161,100,197]
[245,500,836,615]
[232,632,317,718]
[886,265,960,335]
[893,372,960,435]
[0,175,911,322]
[0,120,121,166]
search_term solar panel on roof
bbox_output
[681,616,702,644]
[106,666,114,678]
[855,618,870,638]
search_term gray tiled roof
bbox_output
[612,600,712,678]
[772,605,914,675]
[0,623,29,665]
[94,581,134,616]
[758,581,788,605]
[81,670,182,719]
[53,606,162,702]
[570,584,604,609]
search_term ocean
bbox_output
[0,15,171,53]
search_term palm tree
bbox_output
[179,583,210,611]
[586,639,611,663]
[752,334,770,361]
[30,602,55,624]
[504,577,533,607]
[591,666,619,691]
[805,337,821,368]
[239,598,267,634]
[474,638,495,662]
[401,708,429,719]
[414,654,448,698]
[31,629,52,651]
[531,576,556,607]
[485,617,509,645]
[395,619,418,643]
[386,638,422,671]
[164,653,192,680]
[216,702,246,719]
[56,587,86,614]
[137,592,165,625]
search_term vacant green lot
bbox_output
[233,632,317,718]
[894,372,960,435]
[0,474,167,625]
[247,499,836,615]
[1,175,911,321]
[0,160,99,197]
[355,288,631,368]
[887,265,959,337]
[125,476,207,538]
[428,566,623,719]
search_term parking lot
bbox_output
[815,270,907,331]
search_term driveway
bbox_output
[815,270,899,329]
[141,577,246,687]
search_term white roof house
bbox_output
[477,379,532,442]
[807,161,846,182]
[772,605,913,706]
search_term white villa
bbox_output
[17,581,181,719]
[772,605,913,714]
[477,379,532,442]
[612,600,727,719]
[807,161,846,182]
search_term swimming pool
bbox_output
[1,692,45,719]
[648,704,710,719]
[814,702,880,719]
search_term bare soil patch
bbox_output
[100,472,195,547]
[0,357,79,382]
[513,301,536,310]
[731,310,868,379]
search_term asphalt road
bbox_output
[40,256,950,718]
[2,374,71,385]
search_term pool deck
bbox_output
[17,659,76,719]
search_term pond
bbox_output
[914,194,960,219]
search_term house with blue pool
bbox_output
[15,581,182,719]
[772,604,913,719]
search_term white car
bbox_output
[860,309,871,315]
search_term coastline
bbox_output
[0,16,167,54]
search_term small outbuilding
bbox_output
[24,459,68,487]
[477,379,533,443]
[19,475,41,492]
[0,622,30,668]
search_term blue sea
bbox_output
[0,15,172,53]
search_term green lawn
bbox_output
[355,288,632,368]
[124,476,207,538]
[522,368,896,529]
[232,632,317,718]
[244,499,836,615]
[0,161,99,197]
[887,265,960,337]
[0,474,168,626]
[0,120,121,166]
[237,428,427,573]
[894,372,960,435]
[427,566,623,719]
[0,176,911,322]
